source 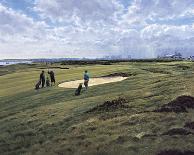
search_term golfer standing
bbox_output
[48,70,55,86]
[84,70,90,90]
[40,70,45,88]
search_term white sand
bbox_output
[58,76,128,88]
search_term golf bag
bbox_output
[75,84,82,96]
[35,80,41,90]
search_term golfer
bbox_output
[40,70,45,88]
[48,70,55,86]
[83,70,90,90]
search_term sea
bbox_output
[0,60,32,66]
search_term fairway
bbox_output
[1,61,194,155]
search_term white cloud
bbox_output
[123,0,194,22]
[0,0,194,59]
[140,24,194,57]
[141,24,194,40]
[34,0,124,24]
[0,3,48,42]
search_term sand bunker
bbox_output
[58,76,128,88]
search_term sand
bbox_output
[58,76,128,88]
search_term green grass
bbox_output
[1,61,194,155]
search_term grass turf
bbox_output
[1,61,194,155]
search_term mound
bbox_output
[154,96,194,113]
[162,128,193,136]
[102,72,130,77]
[157,150,194,155]
[154,106,187,113]
[184,122,194,130]
[44,67,70,69]
[142,68,171,74]
[176,65,191,70]
[168,96,194,109]
[86,97,128,113]
[60,60,112,65]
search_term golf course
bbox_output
[1,61,194,155]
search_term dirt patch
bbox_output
[154,106,187,113]
[61,60,113,65]
[162,128,193,136]
[102,72,132,77]
[39,67,69,69]
[157,150,194,155]
[154,96,194,113]
[0,70,9,76]
[86,97,128,113]
[168,96,194,109]
[115,136,128,144]
[184,122,194,130]
[176,65,191,70]
[59,67,69,69]
[142,68,171,74]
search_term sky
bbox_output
[0,0,194,59]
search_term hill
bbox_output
[1,61,194,155]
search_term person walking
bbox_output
[83,70,90,90]
[48,70,55,86]
[40,70,45,88]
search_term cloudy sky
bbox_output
[0,0,194,59]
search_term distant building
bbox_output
[158,52,182,60]
[188,56,194,61]
[102,54,131,60]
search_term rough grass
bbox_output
[1,61,194,155]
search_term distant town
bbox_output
[1,52,194,66]
[157,52,194,61]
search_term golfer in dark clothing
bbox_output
[48,70,55,86]
[40,71,45,88]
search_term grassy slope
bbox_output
[1,62,194,155]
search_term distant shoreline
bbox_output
[0,61,32,66]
